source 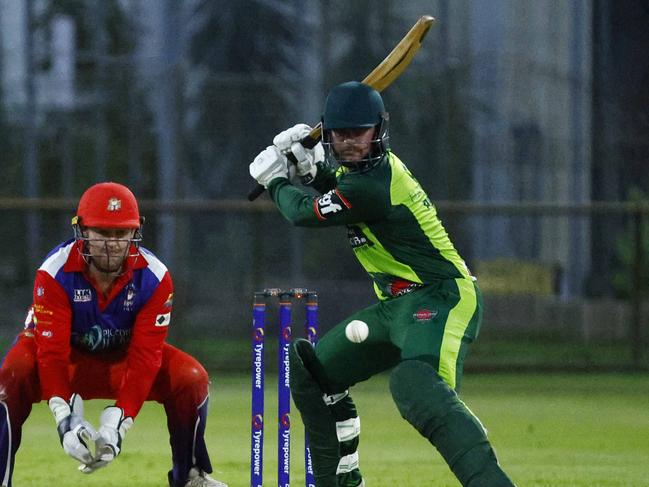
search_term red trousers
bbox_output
[0,331,213,487]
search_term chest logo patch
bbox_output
[73,289,92,303]
[123,287,136,311]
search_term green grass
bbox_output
[179,337,649,373]
[13,373,649,486]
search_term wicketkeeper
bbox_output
[0,182,227,487]
[249,81,516,487]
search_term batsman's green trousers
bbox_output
[315,277,482,392]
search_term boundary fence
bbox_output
[1,198,647,368]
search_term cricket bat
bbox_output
[248,15,435,201]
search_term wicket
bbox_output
[251,288,319,487]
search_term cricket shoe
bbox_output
[342,477,365,487]
[184,468,228,487]
[168,467,228,487]
[343,474,365,487]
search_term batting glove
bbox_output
[273,124,323,184]
[48,394,98,465]
[249,145,290,188]
[79,406,133,474]
[273,124,312,152]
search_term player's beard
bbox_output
[89,244,129,275]
[335,141,371,162]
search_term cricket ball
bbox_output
[345,320,369,343]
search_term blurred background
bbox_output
[1,0,647,373]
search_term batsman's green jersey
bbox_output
[268,151,480,390]
[269,151,471,300]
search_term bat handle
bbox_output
[247,122,324,201]
[247,183,266,201]
[301,122,323,149]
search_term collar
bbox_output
[63,240,147,307]
[334,151,388,174]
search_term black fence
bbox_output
[0,198,647,372]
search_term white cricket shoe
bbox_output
[183,467,228,487]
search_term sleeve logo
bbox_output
[315,189,351,220]
[155,312,171,327]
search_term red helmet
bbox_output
[74,182,141,229]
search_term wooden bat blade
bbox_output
[248,15,435,201]
[303,16,435,145]
[363,15,435,92]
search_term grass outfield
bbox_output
[13,373,649,486]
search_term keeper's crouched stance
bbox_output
[0,182,226,487]
[251,81,515,486]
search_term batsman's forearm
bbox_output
[268,179,324,227]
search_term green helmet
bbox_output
[323,81,386,129]
[322,81,390,171]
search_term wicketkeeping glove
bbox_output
[48,394,97,465]
[273,124,324,185]
[79,406,133,474]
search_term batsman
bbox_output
[249,81,516,486]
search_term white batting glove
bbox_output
[249,145,290,188]
[48,394,98,465]
[273,124,323,184]
[79,406,133,474]
[273,123,312,152]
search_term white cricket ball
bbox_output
[345,320,369,343]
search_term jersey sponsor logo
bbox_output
[36,286,44,297]
[73,288,92,303]
[155,312,171,327]
[314,189,351,220]
[347,226,373,248]
[73,325,132,351]
[413,309,437,322]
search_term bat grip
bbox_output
[302,122,323,148]
[247,183,266,201]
